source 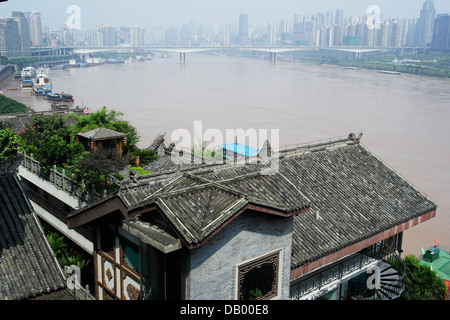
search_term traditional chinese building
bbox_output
[76,126,127,154]
[65,133,437,300]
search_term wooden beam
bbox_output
[67,196,128,229]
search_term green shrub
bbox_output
[129,166,152,175]
[0,95,28,114]
[0,128,18,160]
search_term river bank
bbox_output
[288,51,450,79]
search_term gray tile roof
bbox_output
[288,142,436,269]
[77,127,126,140]
[0,173,67,300]
[116,166,310,246]
[68,134,436,266]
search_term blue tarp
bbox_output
[219,143,259,157]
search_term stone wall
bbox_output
[186,211,293,300]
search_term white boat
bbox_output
[33,68,52,96]
[21,66,36,78]
[21,66,36,90]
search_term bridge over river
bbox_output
[30,45,427,65]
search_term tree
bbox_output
[67,106,139,153]
[18,114,82,171]
[78,146,127,191]
[0,128,18,161]
[401,255,447,300]
[0,95,28,114]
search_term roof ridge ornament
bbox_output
[348,131,363,142]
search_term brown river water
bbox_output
[3,53,449,256]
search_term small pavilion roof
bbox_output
[77,127,126,141]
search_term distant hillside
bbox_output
[0,95,28,114]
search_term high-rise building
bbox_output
[62,26,74,46]
[389,20,403,48]
[293,20,316,46]
[119,27,131,45]
[239,14,248,46]
[431,14,450,52]
[332,26,346,46]
[130,26,144,46]
[415,0,436,47]
[267,22,277,45]
[86,28,103,47]
[335,9,344,26]
[363,24,376,47]
[181,23,195,46]
[101,25,117,46]
[294,13,303,24]
[27,11,42,47]
[377,21,390,47]
[12,11,31,56]
[223,25,231,46]
[405,17,418,47]
[279,18,292,45]
[0,18,22,57]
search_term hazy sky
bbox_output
[1,0,450,30]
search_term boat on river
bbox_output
[33,68,52,96]
[60,93,74,102]
[45,92,74,103]
[378,70,402,75]
[45,93,62,101]
[21,66,35,90]
[107,57,125,63]
[21,78,33,90]
[21,66,36,78]
[51,103,71,110]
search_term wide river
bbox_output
[3,53,450,256]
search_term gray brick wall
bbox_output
[186,211,293,300]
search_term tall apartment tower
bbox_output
[335,9,344,26]
[267,22,277,46]
[27,11,42,47]
[101,25,117,46]
[130,26,144,46]
[223,25,231,46]
[12,11,31,56]
[239,14,249,46]
[415,0,436,47]
[0,18,22,57]
[431,14,450,52]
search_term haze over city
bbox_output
[1,0,450,30]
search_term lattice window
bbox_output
[237,253,279,300]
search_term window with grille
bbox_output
[237,252,279,300]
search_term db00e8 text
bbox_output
[224,304,269,315]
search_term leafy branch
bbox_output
[46,232,90,271]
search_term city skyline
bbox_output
[2,0,450,31]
